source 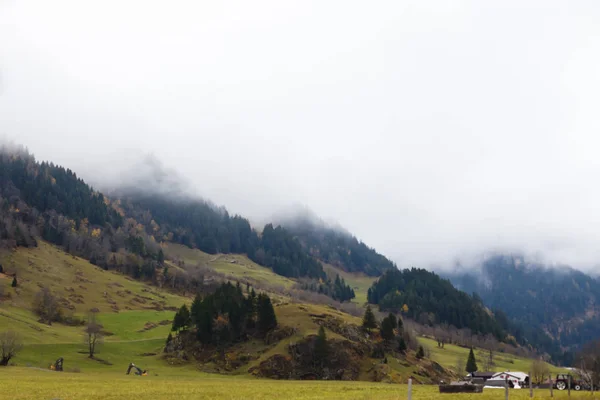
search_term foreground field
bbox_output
[1,368,596,400]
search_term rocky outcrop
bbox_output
[250,336,367,381]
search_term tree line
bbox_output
[300,274,355,302]
[169,282,277,347]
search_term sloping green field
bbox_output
[164,243,296,289]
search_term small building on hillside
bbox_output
[485,371,529,388]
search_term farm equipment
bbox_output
[126,362,147,376]
[49,357,63,371]
[554,374,585,391]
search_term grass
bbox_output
[1,368,596,400]
[164,243,296,289]
[0,241,185,313]
[0,241,579,397]
[322,262,376,305]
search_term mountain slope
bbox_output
[368,267,508,340]
[446,255,600,362]
[275,210,395,276]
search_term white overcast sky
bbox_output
[2,0,600,271]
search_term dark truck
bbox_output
[554,374,587,391]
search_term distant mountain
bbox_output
[446,255,600,363]
[274,208,395,276]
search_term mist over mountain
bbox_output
[445,254,600,363]
[4,2,600,272]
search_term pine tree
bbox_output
[314,325,329,367]
[257,293,277,334]
[362,305,377,332]
[466,348,478,373]
[416,345,425,359]
[172,304,190,332]
[381,315,395,341]
[11,276,17,288]
[165,332,173,347]
[190,294,203,327]
[172,308,183,332]
[388,313,397,329]
[398,336,407,353]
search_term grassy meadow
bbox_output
[1,368,597,400]
[0,241,578,399]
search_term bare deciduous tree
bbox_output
[576,340,600,390]
[531,359,550,384]
[84,309,103,358]
[32,287,62,325]
[0,331,23,366]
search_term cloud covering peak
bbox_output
[2,1,600,270]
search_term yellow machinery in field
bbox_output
[126,362,148,376]
[49,357,63,371]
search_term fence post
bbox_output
[568,374,571,397]
[407,378,412,400]
[505,377,509,400]
[549,374,553,398]
[529,371,533,398]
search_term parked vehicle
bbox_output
[554,374,586,391]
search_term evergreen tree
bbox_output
[388,313,397,330]
[172,309,183,332]
[257,293,277,334]
[381,315,395,342]
[165,332,173,347]
[397,315,403,332]
[157,249,165,264]
[172,304,190,332]
[190,294,202,326]
[0,264,3,274]
[398,337,407,353]
[314,325,329,367]
[416,345,425,359]
[362,305,377,332]
[11,276,17,288]
[466,348,478,373]
[196,303,213,344]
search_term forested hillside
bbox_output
[447,255,600,363]
[0,146,347,296]
[367,268,508,340]
[277,211,395,276]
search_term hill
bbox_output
[446,255,600,364]
[0,145,569,383]
[275,209,395,276]
[368,268,508,340]
[0,241,451,384]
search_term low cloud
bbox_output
[2,1,600,272]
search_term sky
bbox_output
[2,0,600,271]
